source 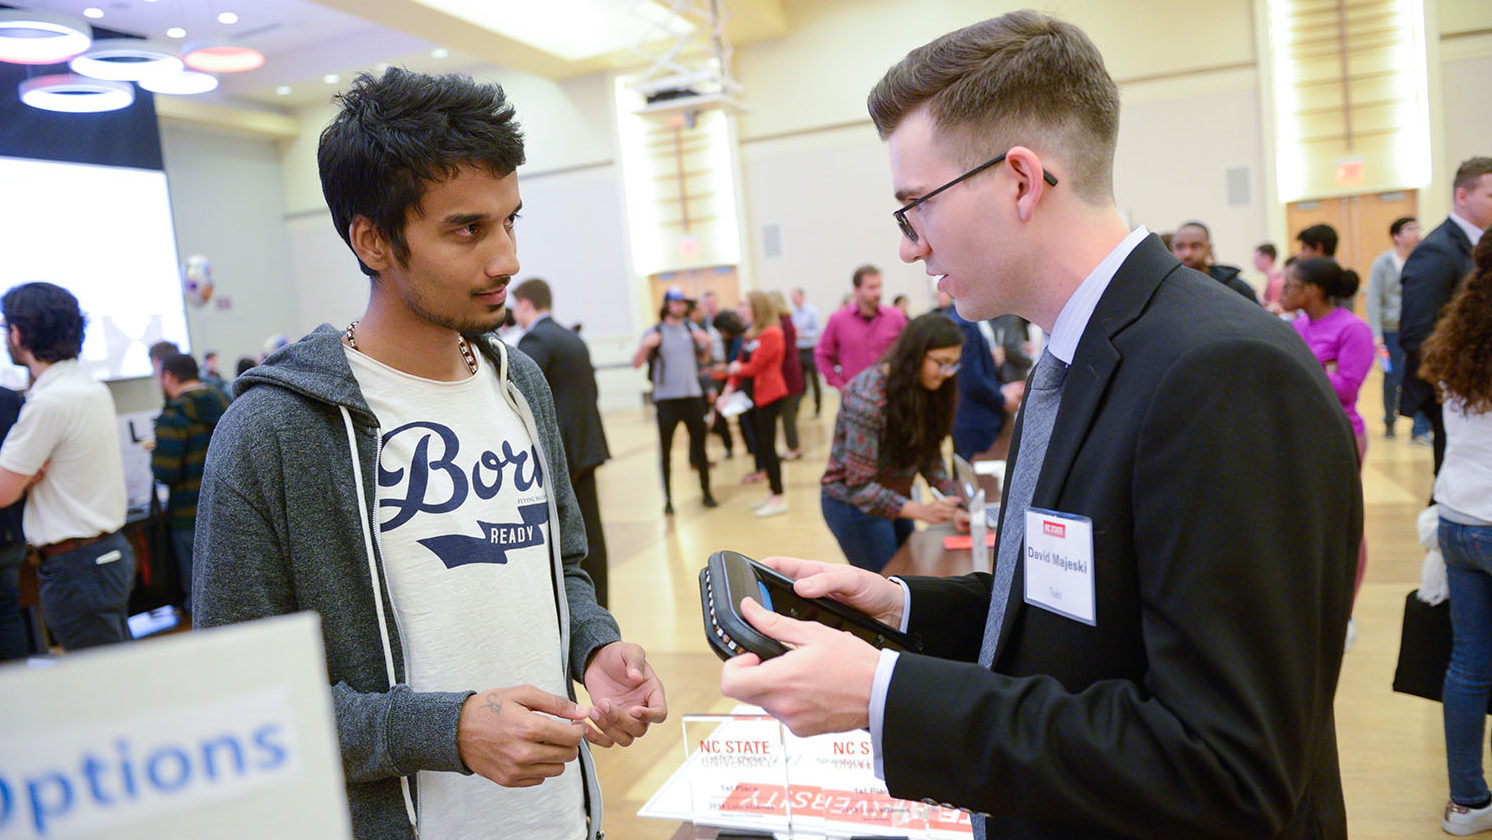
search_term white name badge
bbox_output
[1023,508,1096,625]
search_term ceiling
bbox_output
[9,0,787,109]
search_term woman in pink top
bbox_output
[1281,256,1374,601]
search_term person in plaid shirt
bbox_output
[151,352,229,612]
[820,313,968,572]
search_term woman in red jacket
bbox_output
[721,290,788,517]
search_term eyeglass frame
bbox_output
[927,358,962,377]
[893,151,1059,243]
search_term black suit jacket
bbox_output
[1398,217,1477,416]
[517,316,610,475]
[882,236,1359,840]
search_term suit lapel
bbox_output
[990,235,1180,660]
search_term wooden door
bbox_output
[1286,190,1417,315]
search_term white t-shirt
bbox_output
[0,359,127,545]
[346,348,584,840]
[1437,399,1492,524]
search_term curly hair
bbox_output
[2,282,86,363]
[882,313,964,469]
[1420,233,1492,413]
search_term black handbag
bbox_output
[1392,588,1492,712]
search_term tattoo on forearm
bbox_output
[482,695,503,715]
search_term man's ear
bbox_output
[1005,146,1052,223]
[349,216,394,273]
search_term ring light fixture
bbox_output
[138,69,218,95]
[18,73,133,113]
[0,9,92,65]
[70,39,183,81]
[181,41,264,73]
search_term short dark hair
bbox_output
[1389,216,1416,237]
[160,352,200,382]
[318,67,526,278]
[1255,243,1277,261]
[852,265,881,287]
[2,283,85,363]
[868,11,1119,203]
[235,356,256,376]
[1296,224,1338,256]
[1289,257,1359,299]
[512,277,552,311]
[1453,157,1492,193]
[148,340,180,365]
[1177,220,1211,241]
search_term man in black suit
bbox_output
[720,12,1359,840]
[512,278,612,607]
[1398,156,1492,475]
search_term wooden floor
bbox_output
[586,365,1462,839]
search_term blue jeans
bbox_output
[172,525,195,613]
[821,491,913,575]
[0,541,31,661]
[1441,518,1492,805]
[36,531,136,650]
[1382,330,1404,428]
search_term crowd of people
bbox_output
[1,10,1489,839]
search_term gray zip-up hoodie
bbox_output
[193,324,621,839]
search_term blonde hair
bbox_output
[746,290,779,337]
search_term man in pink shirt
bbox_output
[814,264,909,389]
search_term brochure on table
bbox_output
[641,707,972,838]
[0,613,351,840]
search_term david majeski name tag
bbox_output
[1023,508,1095,625]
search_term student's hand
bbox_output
[582,642,667,748]
[954,508,971,533]
[903,496,960,525]
[719,598,880,737]
[992,345,1006,367]
[727,360,742,375]
[754,555,905,628]
[457,686,590,787]
[1001,380,1025,409]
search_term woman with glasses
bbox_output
[821,313,967,573]
[1279,256,1374,604]
[720,290,789,517]
[1420,234,1492,836]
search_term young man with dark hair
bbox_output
[150,352,229,612]
[1296,222,1340,258]
[147,339,180,375]
[814,263,908,389]
[194,69,665,840]
[1170,220,1260,303]
[721,12,1358,840]
[511,278,612,609]
[1399,156,1492,473]
[0,282,136,650]
[1366,216,1422,439]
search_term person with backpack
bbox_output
[632,286,718,515]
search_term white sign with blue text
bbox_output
[0,613,350,839]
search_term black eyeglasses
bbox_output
[893,152,1059,243]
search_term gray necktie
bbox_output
[978,349,1069,670]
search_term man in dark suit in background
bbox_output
[721,11,1359,840]
[512,278,612,608]
[1398,156,1492,475]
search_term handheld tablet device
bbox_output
[698,550,923,661]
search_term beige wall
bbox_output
[261,0,1491,368]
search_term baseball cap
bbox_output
[663,285,693,303]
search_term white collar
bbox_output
[1450,212,1486,248]
[1046,225,1150,365]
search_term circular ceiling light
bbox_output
[165,27,185,39]
[138,69,218,95]
[70,39,183,81]
[0,10,93,65]
[182,41,263,73]
[18,73,133,113]
[217,12,239,25]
